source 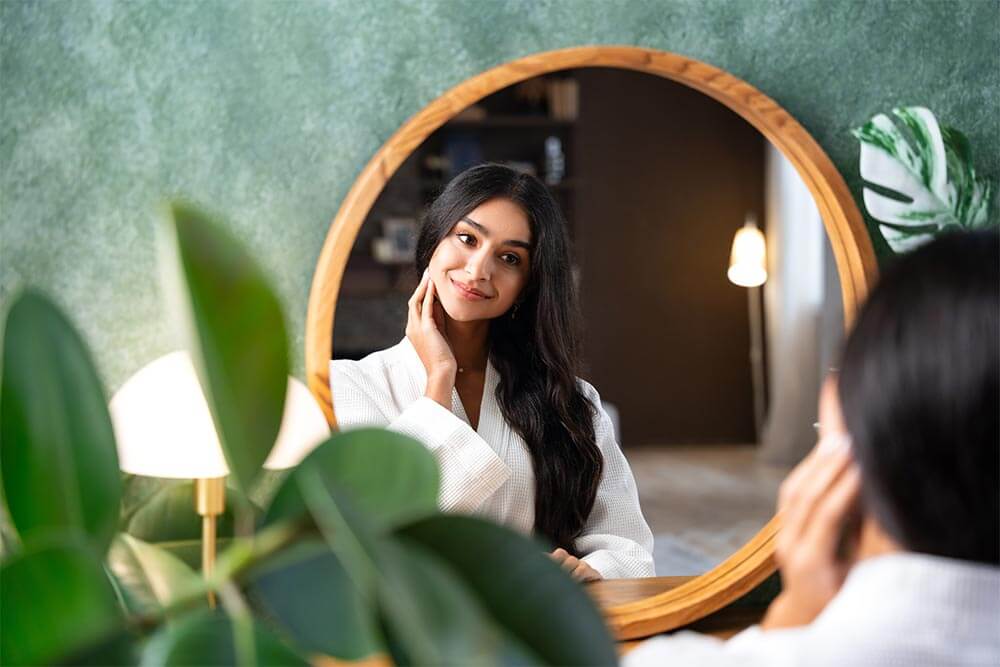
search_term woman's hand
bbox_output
[762,436,862,630]
[549,548,603,583]
[407,270,457,409]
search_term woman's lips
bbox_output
[450,277,490,300]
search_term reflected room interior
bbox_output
[333,69,844,576]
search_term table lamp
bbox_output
[728,215,768,440]
[109,351,329,606]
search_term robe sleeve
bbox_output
[329,360,510,513]
[576,381,656,579]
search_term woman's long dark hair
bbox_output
[415,163,601,553]
[838,228,999,564]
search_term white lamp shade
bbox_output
[110,351,330,478]
[263,378,330,470]
[727,222,768,287]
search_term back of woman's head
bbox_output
[838,228,999,564]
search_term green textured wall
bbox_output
[2,0,997,391]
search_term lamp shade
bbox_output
[727,220,768,288]
[110,351,329,478]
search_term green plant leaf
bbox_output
[264,428,439,533]
[157,202,289,493]
[0,291,122,553]
[380,537,540,666]
[245,538,382,660]
[140,610,309,666]
[397,515,618,666]
[853,106,994,253]
[296,469,534,666]
[1,537,125,665]
[106,534,204,618]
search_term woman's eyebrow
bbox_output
[460,216,532,250]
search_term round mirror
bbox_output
[305,46,877,639]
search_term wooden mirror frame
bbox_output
[305,45,878,639]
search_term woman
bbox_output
[330,163,655,580]
[626,228,999,665]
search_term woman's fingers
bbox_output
[572,561,602,582]
[800,463,862,560]
[777,446,854,560]
[408,271,429,320]
[421,273,437,330]
[777,439,832,514]
[549,549,601,582]
[549,548,569,565]
[549,548,578,569]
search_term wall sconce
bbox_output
[728,215,768,441]
[109,351,329,606]
[727,216,768,288]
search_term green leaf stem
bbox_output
[106,534,204,618]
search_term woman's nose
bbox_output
[464,249,492,280]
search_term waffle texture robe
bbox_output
[624,552,1000,666]
[329,337,655,579]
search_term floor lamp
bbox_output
[109,351,330,607]
[727,216,768,442]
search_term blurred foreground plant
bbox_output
[0,203,616,665]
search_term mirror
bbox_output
[305,47,877,638]
[333,66,845,578]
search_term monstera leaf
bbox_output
[853,106,993,253]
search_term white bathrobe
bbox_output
[624,553,1000,666]
[329,337,655,579]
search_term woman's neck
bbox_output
[444,316,490,372]
[855,515,903,562]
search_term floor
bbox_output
[624,444,791,576]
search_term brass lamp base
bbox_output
[194,477,226,608]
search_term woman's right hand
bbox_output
[407,270,457,409]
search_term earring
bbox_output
[511,303,519,320]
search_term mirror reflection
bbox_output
[331,69,844,577]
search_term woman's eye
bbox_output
[456,233,475,246]
[500,253,521,266]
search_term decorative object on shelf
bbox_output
[727,215,768,440]
[443,131,483,178]
[512,77,549,114]
[853,106,995,253]
[371,217,418,264]
[547,77,579,120]
[109,351,331,605]
[544,135,565,185]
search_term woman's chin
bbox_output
[440,301,491,324]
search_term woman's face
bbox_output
[428,197,532,323]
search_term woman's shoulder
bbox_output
[574,376,601,403]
